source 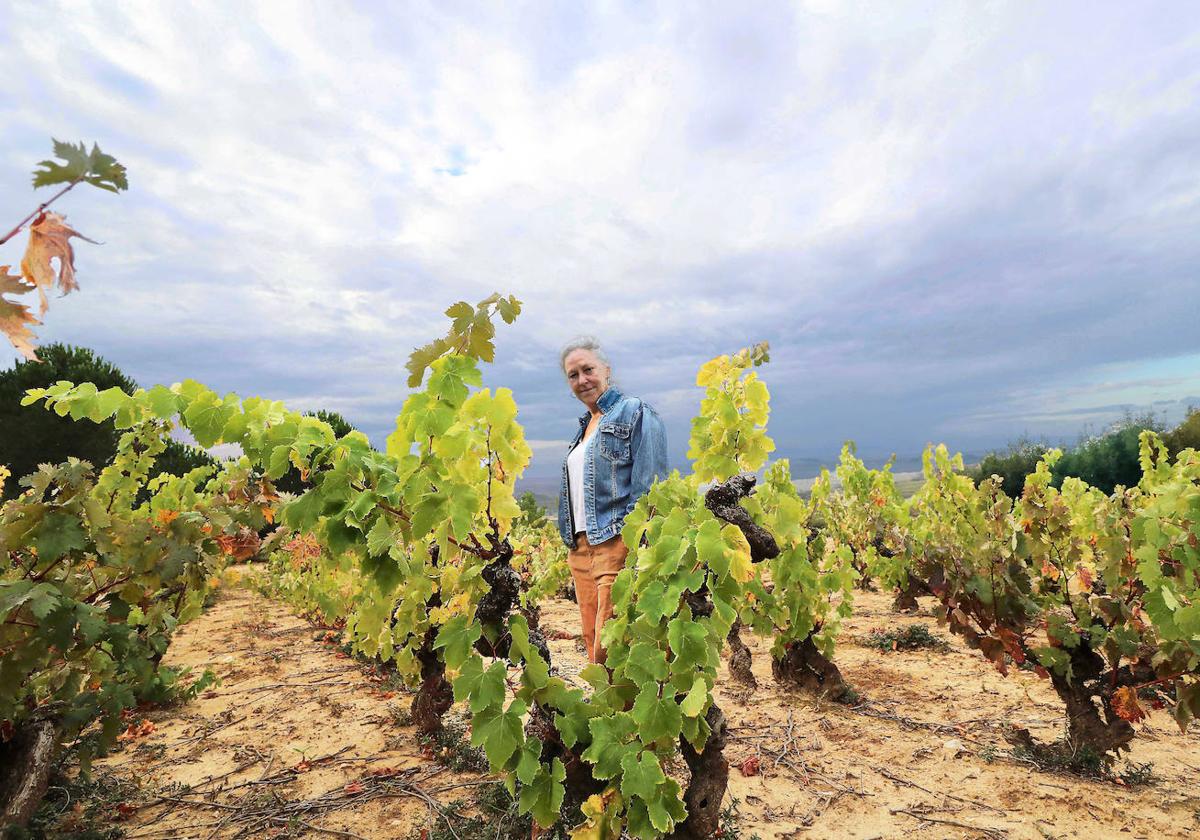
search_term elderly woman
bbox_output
[558,337,669,663]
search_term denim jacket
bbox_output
[557,387,669,549]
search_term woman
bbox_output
[558,337,669,664]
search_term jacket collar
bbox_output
[577,386,623,427]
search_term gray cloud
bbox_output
[1,1,1198,488]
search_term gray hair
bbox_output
[560,336,611,375]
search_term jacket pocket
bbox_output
[598,422,632,462]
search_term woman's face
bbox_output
[563,349,609,408]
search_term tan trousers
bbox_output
[567,533,629,664]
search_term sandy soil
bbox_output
[89,581,1199,840]
[86,583,488,840]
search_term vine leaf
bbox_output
[518,757,565,828]
[572,789,624,840]
[619,750,666,801]
[404,293,522,387]
[32,140,128,192]
[469,699,527,769]
[630,683,683,744]
[432,614,482,669]
[452,656,506,713]
[679,675,708,717]
[581,713,637,779]
[20,211,98,315]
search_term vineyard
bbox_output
[2,294,1198,839]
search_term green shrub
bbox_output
[517,490,546,526]
[971,437,1049,498]
[859,624,948,652]
[0,344,137,498]
[1051,417,1161,494]
[977,413,1175,499]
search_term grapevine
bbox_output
[16,297,1200,836]
[0,417,270,825]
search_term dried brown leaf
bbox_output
[0,265,40,361]
[20,211,97,315]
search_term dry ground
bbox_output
[79,579,1199,840]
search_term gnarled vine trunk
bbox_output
[1050,674,1135,755]
[1048,640,1136,755]
[526,700,604,817]
[726,620,756,689]
[771,636,852,702]
[891,571,927,613]
[0,719,59,828]
[670,704,729,840]
[704,474,779,563]
[411,625,453,735]
[706,475,772,692]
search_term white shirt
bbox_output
[567,428,595,535]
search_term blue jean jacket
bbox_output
[557,387,670,549]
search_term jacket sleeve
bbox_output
[618,402,670,526]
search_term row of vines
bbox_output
[3,293,1199,838]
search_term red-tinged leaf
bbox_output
[1034,665,1049,679]
[1077,564,1094,592]
[738,756,760,777]
[997,627,1025,664]
[344,782,364,794]
[295,760,313,772]
[117,719,155,742]
[977,636,1008,675]
[1112,686,1146,723]
[215,527,261,560]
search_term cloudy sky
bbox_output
[1,1,1198,484]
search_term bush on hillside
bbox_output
[971,437,1049,499]
[1050,416,1162,494]
[517,490,546,526]
[1165,407,1200,459]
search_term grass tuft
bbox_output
[858,624,948,652]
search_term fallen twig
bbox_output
[171,715,248,747]
[890,807,1008,839]
[874,766,1003,812]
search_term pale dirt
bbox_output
[87,582,488,840]
[91,581,1198,840]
